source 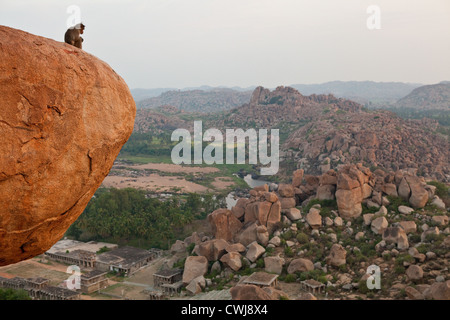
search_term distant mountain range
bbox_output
[132,80,450,117]
[131,81,430,112]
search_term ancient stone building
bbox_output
[80,270,109,294]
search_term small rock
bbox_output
[355,232,365,241]
[329,233,337,243]
[246,241,265,263]
[342,284,353,290]
[268,236,281,247]
[432,215,449,226]
[426,252,436,260]
[324,217,334,227]
[285,207,302,221]
[306,208,322,229]
[334,216,344,227]
[363,214,374,226]
[405,286,424,300]
[376,206,388,215]
[406,265,424,281]
[398,206,414,215]
[431,196,446,210]
[371,216,389,235]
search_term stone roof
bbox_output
[153,269,182,278]
[96,246,153,269]
[302,279,325,288]
[243,272,278,286]
[81,270,108,280]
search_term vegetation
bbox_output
[66,188,224,249]
[0,288,31,300]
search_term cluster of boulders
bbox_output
[166,164,448,300]
[285,111,449,182]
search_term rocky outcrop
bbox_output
[230,284,272,300]
[326,244,347,267]
[207,208,243,242]
[0,26,136,266]
[287,258,314,274]
[182,256,208,285]
[335,165,372,219]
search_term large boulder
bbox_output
[292,169,304,188]
[244,200,281,232]
[220,252,242,271]
[287,258,314,274]
[236,222,259,247]
[0,26,136,266]
[278,184,295,198]
[429,280,450,300]
[246,241,265,263]
[207,208,243,242]
[405,176,429,208]
[264,256,285,275]
[406,265,423,281]
[231,198,249,220]
[194,239,229,261]
[336,188,363,219]
[326,244,347,267]
[383,227,409,250]
[371,216,389,235]
[230,284,272,300]
[316,184,336,201]
[306,208,322,229]
[182,256,208,285]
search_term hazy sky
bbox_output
[1,0,449,89]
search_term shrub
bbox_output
[358,280,370,294]
[256,258,265,269]
[296,233,309,244]
[284,246,294,257]
[284,274,297,283]
[281,230,294,241]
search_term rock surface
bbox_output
[0,26,136,266]
[230,284,272,300]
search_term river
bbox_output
[225,174,271,209]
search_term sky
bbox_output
[1,0,449,89]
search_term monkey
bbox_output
[64,23,85,49]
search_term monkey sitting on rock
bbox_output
[64,23,85,49]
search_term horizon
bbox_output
[1,0,449,89]
[130,79,445,91]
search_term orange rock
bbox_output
[207,208,242,242]
[0,26,135,266]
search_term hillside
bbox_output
[137,88,252,113]
[131,86,450,182]
[395,83,450,111]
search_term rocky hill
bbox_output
[133,107,192,134]
[209,86,449,182]
[137,88,252,113]
[284,110,449,181]
[395,82,450,111]
[132,86,449,182]
[163,165,449,300]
